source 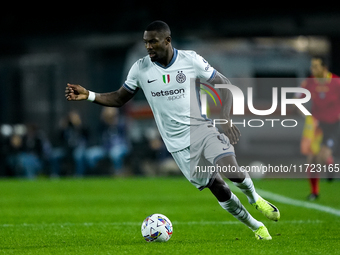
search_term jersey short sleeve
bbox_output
[123,61,140,94]
[192,52,217,82]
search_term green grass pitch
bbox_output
[0,177,339,254]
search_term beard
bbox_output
[148,52,158,62]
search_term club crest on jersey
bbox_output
[176,71,186,83]
[163,74,170,84]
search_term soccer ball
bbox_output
[141,213,173,242]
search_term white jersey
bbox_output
[123,48,217,152]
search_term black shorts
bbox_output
[319,121,340,149]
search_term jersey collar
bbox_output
[313,72,333,85]
[154,48,178,69]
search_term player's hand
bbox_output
[65,83,89,101]
[221,120,241,145]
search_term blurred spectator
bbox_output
[4,123,50,179]
[145,127,169,166]
[86,107,129,176]
[50,110,89,177]
[0,125,11,175]
[142,127,179,176]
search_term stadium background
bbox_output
[1,6,340,177]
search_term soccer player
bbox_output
[298,57,340,200]
[65,21,280,240]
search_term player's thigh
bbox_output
[208,173,231,202]
[202,130,235,165]
[317,145,332,163]
[201,131,243,181]
[216,155,246,182]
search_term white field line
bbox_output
[232,187,340,217]
[0,188,338,228]
[0,220,322,228]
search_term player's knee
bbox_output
[209,177,231,202]
[317,146,332,163]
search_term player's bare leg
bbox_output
[308,145,334,200]
[316,145,332,165]
[216,155,280,222]
[316,145,334,180]
[209,174,271,240]
[306,155,320,200]
[209,174,231,201]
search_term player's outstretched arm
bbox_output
[65,83,135,107]
[210,72,241,144]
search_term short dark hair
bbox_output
[145,20,171,35]
[312,55,329,68]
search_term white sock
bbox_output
[219,193,263,231]
[233,172,259,204]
